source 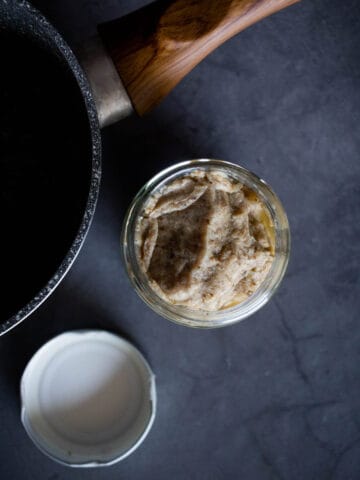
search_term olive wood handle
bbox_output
[98,0,300,116]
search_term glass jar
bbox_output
[121,159,290,328]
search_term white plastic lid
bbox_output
[20,330,156,467]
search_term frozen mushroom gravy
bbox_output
[134,169,275,311]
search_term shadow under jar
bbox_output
[122,160,290,328]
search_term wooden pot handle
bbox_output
[98,0,300,116]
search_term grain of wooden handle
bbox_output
[98,0,300,116]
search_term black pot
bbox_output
[0,1,101,335]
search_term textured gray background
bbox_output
[1,0,360,479]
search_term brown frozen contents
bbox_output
[135,170,275,311]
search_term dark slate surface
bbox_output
[1,0,360,479]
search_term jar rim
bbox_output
[121,159,290,328]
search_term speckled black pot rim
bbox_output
[0,1,101,336]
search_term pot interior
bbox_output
[0,4,94,328]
